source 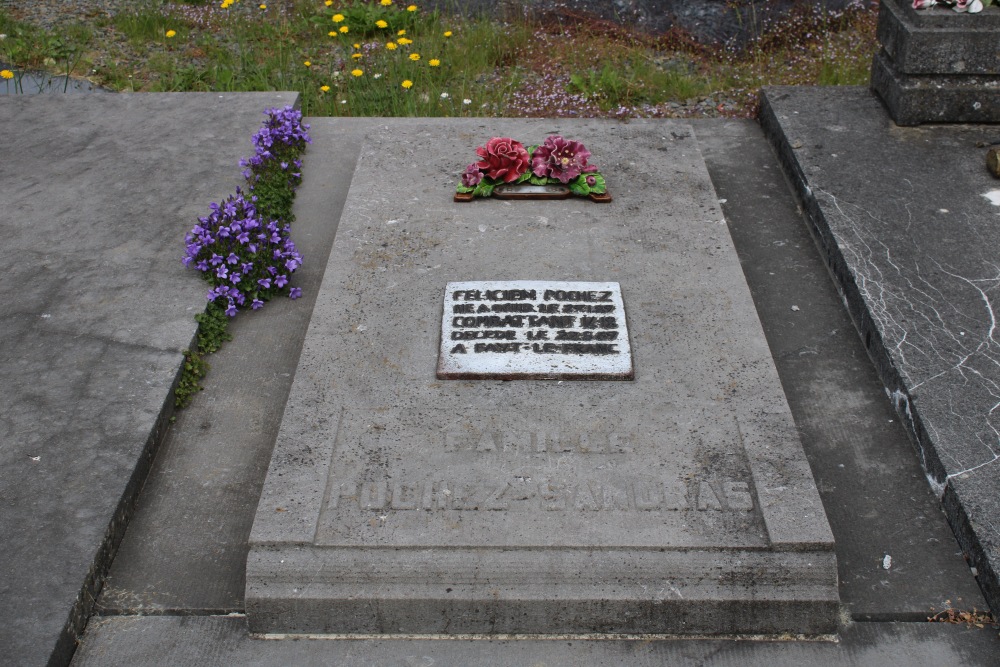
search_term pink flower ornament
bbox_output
[531,135,597,184]
[475,137,530,183]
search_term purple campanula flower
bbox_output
[216,265,228,279]
[230,273,241,284]
[210,253,223,266]
[196,260,209,272]
[275,274,288,288]
[258,278,271,289]
[289,287,302,300]
[227,253,239,265]
[252,298,264,310]
[225,301,237,317]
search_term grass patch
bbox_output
[4,2,879,117]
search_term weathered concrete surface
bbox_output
[760,85,1000,614]
[247,119,837,636]
[72,615,1000,666]
[0,92,298,667]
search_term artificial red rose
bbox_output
[475,137,530,183]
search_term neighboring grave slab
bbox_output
[438,280,633,380]
[871,0,1000,124]
[246,120,837,636]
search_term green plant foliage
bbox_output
[194,302,233,354]
[175,349,209,408]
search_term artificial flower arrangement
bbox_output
[455,135,611,202]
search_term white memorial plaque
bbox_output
[437,280,633,380]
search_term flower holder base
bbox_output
[454,184,612,203]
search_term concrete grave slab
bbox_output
[246,119,837,636]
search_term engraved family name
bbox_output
[437,281,633,380]
[327,477,754,512]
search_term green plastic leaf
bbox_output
[515,171,532,184]
[455,184,474,194]
[569,176,590,197]
[589,173,607,195]
[473,181,495,198]
[529,174,549,186]
[526,145,539,156]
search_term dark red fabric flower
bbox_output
[475,137,530,183]
[531,135,595,184]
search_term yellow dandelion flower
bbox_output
[328,30,337,36]
[351,69,363,77]
[407,4,417,11]
[0,69,13,79]
[339,25,349,33]
[409,53,420,61]
[386,41,397,50]
[324,0,332,5]
[352,53,362,59]
[320,85,330,92]
[259,3,266,8]
[332,13,344,22]
[429,58,440,67]
[165,29,176,38]
[397,37,412,45]
[353,43,360,48]
[401,79,413,89]
[397,29,406,36]
[443,30,452,37]
[380,0,392,5]
[221,0,232,8]
[375,20,388,28]
[304,60,311,67]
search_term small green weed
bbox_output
[174,302,231,408]
[195,302,233,354]
[175,349,209,408]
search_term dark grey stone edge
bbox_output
[51,344,192,667]
[757,87,998,615]
[870,51,1000,125]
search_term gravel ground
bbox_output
[0,0,129,29]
